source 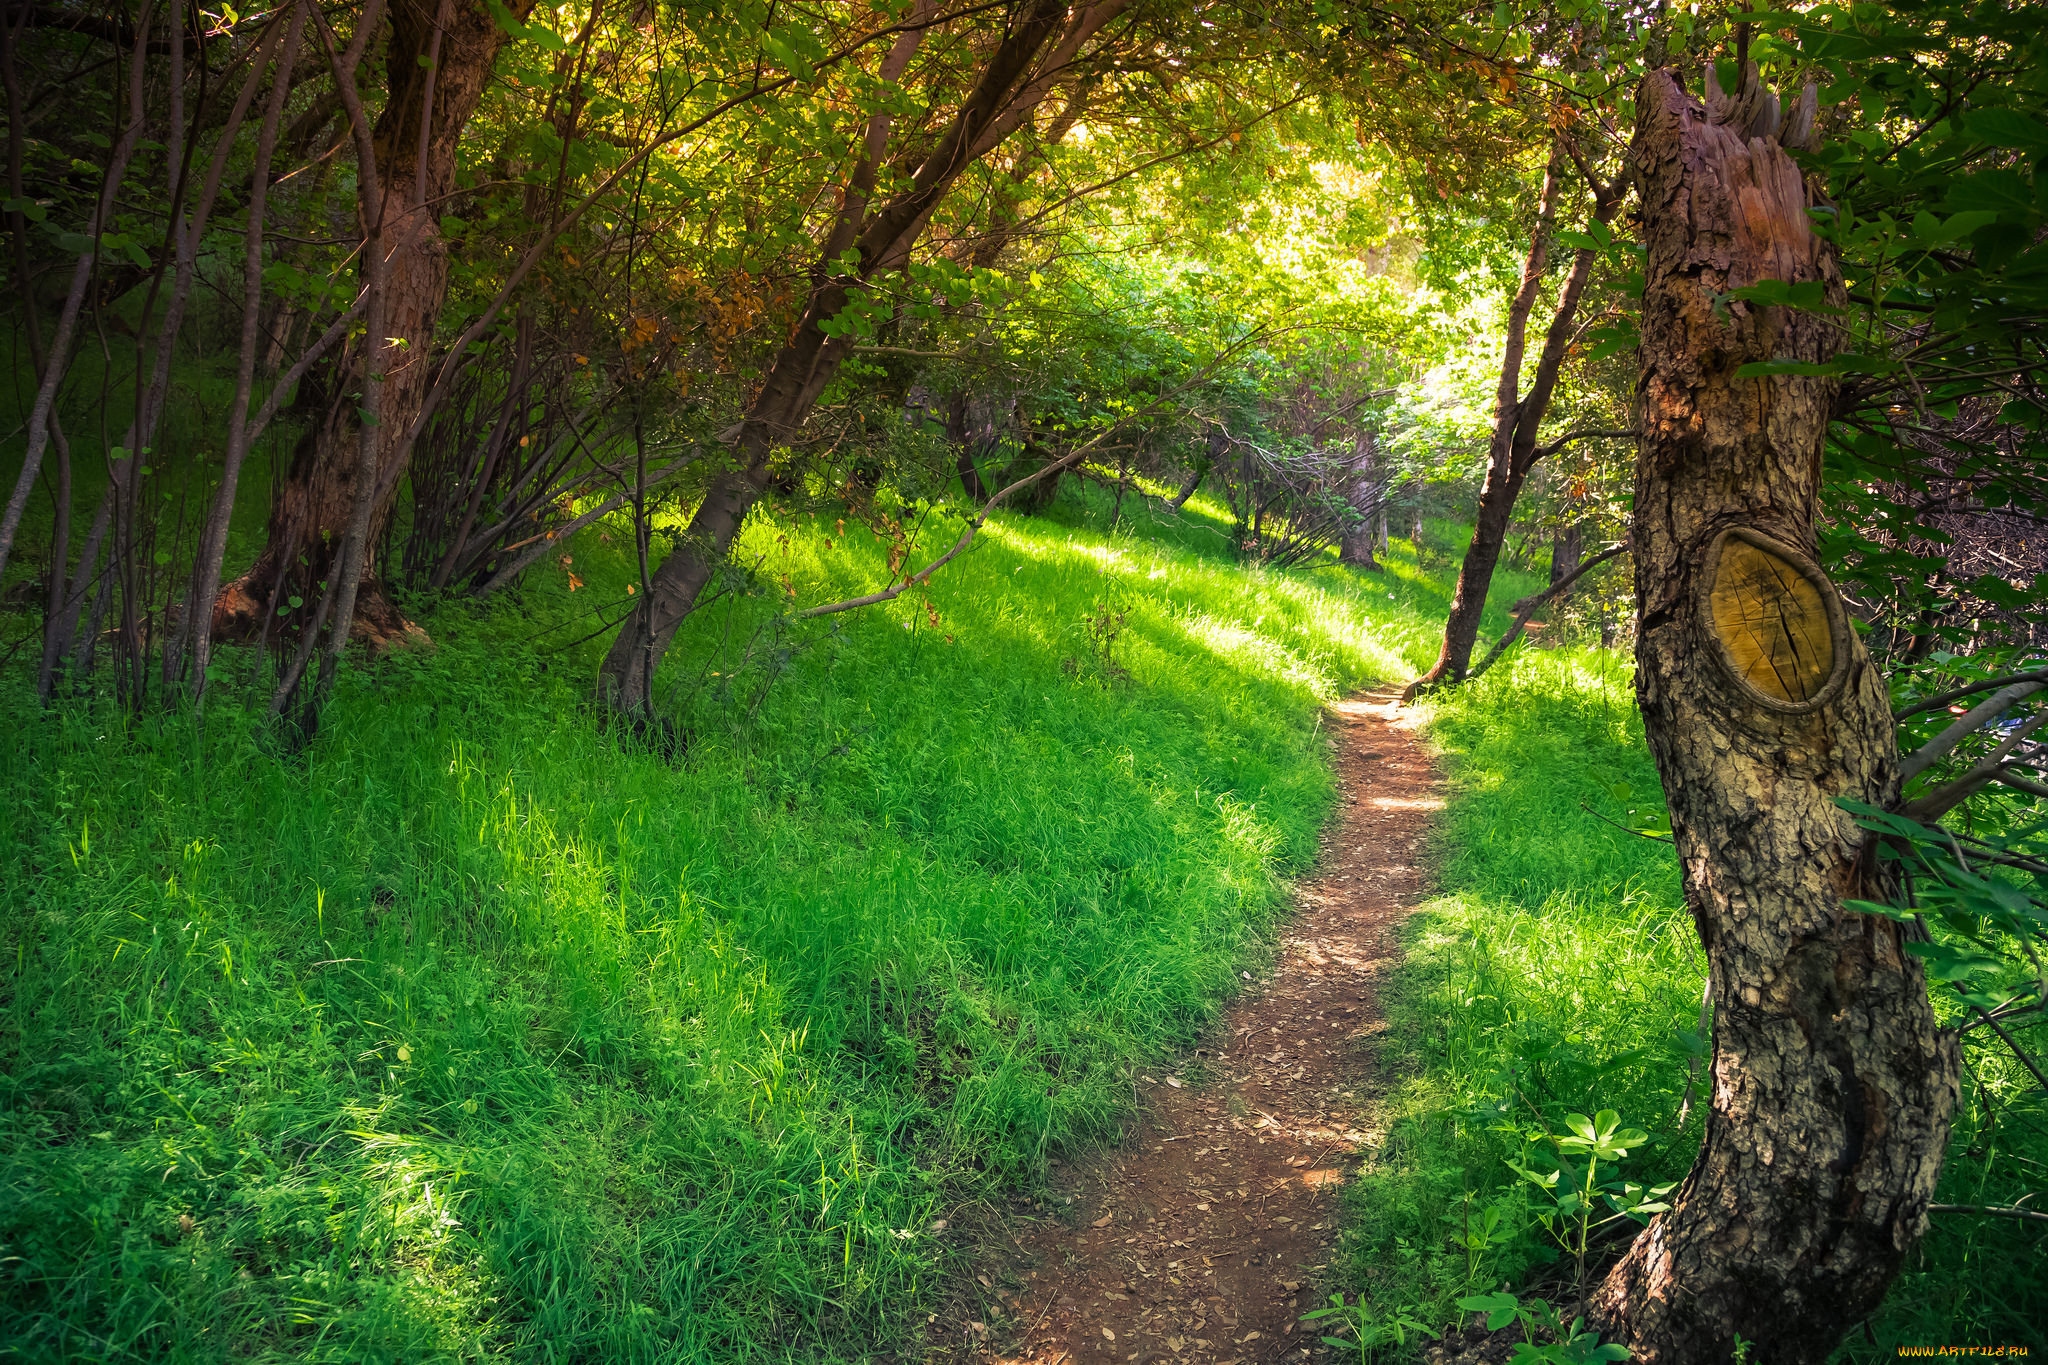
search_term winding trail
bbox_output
[963,691,1442,1365]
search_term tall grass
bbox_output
[0,482,1472,1362]
[1338,641,2048,1356]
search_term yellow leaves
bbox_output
[626,583,637,595]
[621,314,664,355]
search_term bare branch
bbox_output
[1904,714,2048,820]
[1896,672,2048,721]
[1927,1203,2048,1225]
[470,455,696,598]
[1533,426,1634,460]
[793,327,1271,620]
[1463,541,1629,683]
[1992,769,2048,802]
[1964,1003,2048,1094]
[1900,681,2046,782]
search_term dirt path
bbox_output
[965,692,1441,1365]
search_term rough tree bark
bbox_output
[1404,136,1622,699]
[597,0,1112,713]
[1588,66,1957,1364]
[214,0,529,651]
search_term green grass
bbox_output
[1335,639,2048,1356]
[0,478,1503,1362]
[14,457,2021,1363]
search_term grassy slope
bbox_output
[1339,646,2048,1356]
[0,483,1509,1362]
[8,455,2030,1363]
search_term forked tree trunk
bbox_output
[1589,68,1957,1364]
[1406,138,1621,699]
[214,0,525,652]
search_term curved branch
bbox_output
[1461,540,1629,684]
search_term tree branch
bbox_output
[1462,541,1629,683]
[1895,672,2048,721]
[1965,1003,2048,1094]
[1533,426,1633,460]
[1927,1203,2048,1225]
[1899,681,2046,781]
[1904,713,2047,820]
[792,327,1271,620]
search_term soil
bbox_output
[958,690,1442,1365]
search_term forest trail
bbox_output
[963,692,1441,1365]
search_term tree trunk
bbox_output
[1338,433,1384,571]
[214,0,524,653]
[1589,67,1957,1364]
[1549,521,1582,589]
[1169,427,1226,510]
[947,389,989,502]
[596,0,1082,714]
[1406,139,1620,699]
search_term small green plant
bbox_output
[1456,1290,1630,1365]
[1443,1187,1521,1289]
[1301,1292,1433,1362]
[1507,1109,1674,1308]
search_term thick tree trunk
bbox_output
[1406,140,1620,699]
[215,0,522,652]
[1589,68,1957,1364]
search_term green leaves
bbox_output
[1454,1292,1632,1364]
[1556,1109,1647,1162]
[1457,1290,1520,1331]
[1717,278,1841,313]
[1960,107,2048,152]
[485,0,567,50]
